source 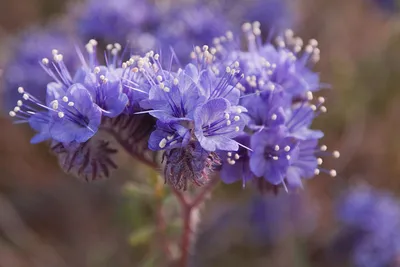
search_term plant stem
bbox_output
[171,179,219,267]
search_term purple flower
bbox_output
[219,135,253,185]
[248,126,329,190]
[194,98,247,151]
[2,27,77,112]
[148,120,191,151]
[74,0,158,43]
[212,23,322,99]
[337,184,400,267]
[156,4,232,62]
[144,63,203,122]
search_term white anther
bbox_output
[52,49,58,55]
[18,87,24,94]
[202,45,209,51]
[309,39,318,47]
[274,145,280,151]
[159,138,167,149]
[163,87,170,93]
[310,105,317,111]
[285,29,294,38]
[305,45,313,53]
[307,91,313,100]
[228,159,236,165]
[284,146,290,152]
[173,78,179,85]
[99,75,105,80]
[271,114,277,120]
[154,54,160,60]
[114,43,121,51]
[242,22,252,32]
[226,66,231,73]
[314,169,320,175]
[330,170,337,177]
[23,93,29,100]
[286,155,291,160]
[9,111,16,117]
[89,39,98,46]
[269,84,275,90]
[234,116,240,121]
[317,158,323,165]
[320,106,327,113]
[237,107,242,114]
[226,120,232,126]
[54,54,63,62]
[170,141,177,146]
[156,75,163,82]
[253,27,261,36]
[94,66,101,74]
[167,135,174,141]
[13,107,20,112]
[333,151,340,158]
[234,153,240,160]
[17,100,23,106]
[122,62,127,69]
[235,126,240,132]
[273,156,279,160]
[320,145,327,151]
[51,100,59,109]
[85,44,94,53]
[226,31,233,40]
[62,96,68,102]
[111,48,118,56]
[42,58,49,65]
[227,152,232,157]
[224,113,230,120]
[58,112,65,118]
[234,61,240,68]
[318,96,325,103]
[106,44,113,50]
[68,102,74,107]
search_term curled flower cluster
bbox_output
[337,184,400,267]
[8,23,337,192]
[190,22,339,191]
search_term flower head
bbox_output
[156,3,232,62]
[74,0,158,43]
[163,142,221,190]
[2,27,77,112]
[337,184,400,267]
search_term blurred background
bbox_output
[1,0,400,266]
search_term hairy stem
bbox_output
[172,179,219,267]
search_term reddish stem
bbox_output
[171,179,219,267]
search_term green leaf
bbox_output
[128,226,155,246]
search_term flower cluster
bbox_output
[8,40,155,181]
[337,183,400,267]
[190,22,339,191]
[7,22,336,192]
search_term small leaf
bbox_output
[128,226,155,246]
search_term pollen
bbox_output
[58,112,65,118]
[333,151,340,158]
[159,138,167,149]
